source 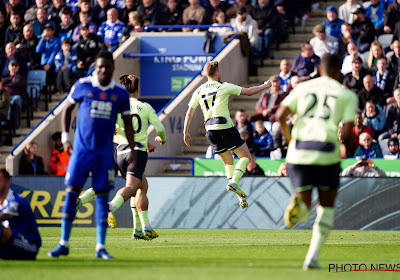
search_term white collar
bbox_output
[91,75,117,91]
[0,189,13,209]
[279,71,292,79]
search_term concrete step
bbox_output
[286,33,313,43]
[183,145,208,154]
[0,154,7,164]
[256,66,280,76]
[279,41,308,50]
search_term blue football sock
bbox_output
[61,189,80,243]
[96,193,109,246]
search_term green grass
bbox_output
[2,228,400,280]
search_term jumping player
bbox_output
[276,53,356,270]
[183,61,272,208]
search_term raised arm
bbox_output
[240,80,272,96]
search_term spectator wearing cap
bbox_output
[31,7,57,38]
[73,23,105,77]
[341,42,366,75]
[343,55,371,94]
[351,6,376,53]
[342,157,386,177]
[5,11,23,46]
[225,0,253,21]
[182,0,205,25]
[71,11,97,42]
[383,0,400,34]
[354,131,383,158]
[48,0,67,26]
[13,24,40,70]
[338,0,362,24]
[58,8,76,41]
[365,0,385,35]
[384,137,400,159]
[97,8,125,52]
[36,23,61,91]
[1,58,27,129]
[309,24,338,59]
[322,5,344,38]
[230,5,258,48]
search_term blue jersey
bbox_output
[0,189,41,249]
[68,76,131,152]
[97,20,125,45]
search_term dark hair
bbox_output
[0,168,10,181]
[52,132,62,141]
[119,74,139,93]
[320,53,341,77]
[95,50,114,65]
[62,39,71,45]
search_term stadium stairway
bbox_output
[0,93,67,169]
[157,0,343,176]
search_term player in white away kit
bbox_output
[276,53,357,270]
[78,75,166,240]
[184,61,272,208]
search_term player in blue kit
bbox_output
[0,169,42,260]
[48,51,136,259]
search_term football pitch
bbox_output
[2,228,399,280]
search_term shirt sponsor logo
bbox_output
[90,100,112,119]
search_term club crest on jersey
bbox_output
[111,94,117,102]
[100,92,107,100]
[87,92,93,98]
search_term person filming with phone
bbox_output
[342,156,386,177]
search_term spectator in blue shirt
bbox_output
[66,0,79,12]
[36,23,61,91]
[365,0,385,35]
[253,119,274,157]
[55,40,77,93]
[0,169,42,260]
[322,5,344,38]
[97,8,125,52]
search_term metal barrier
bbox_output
[148,157,194,176]
[143,25,234,32]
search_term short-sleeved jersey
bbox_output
[188,81,242,131]
[68,76,130,152]
[114,98,165,152]
[282,76,357,165]
[0,189,42,248]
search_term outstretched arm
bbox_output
[240,80,272,96]
[183,107,196,147]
